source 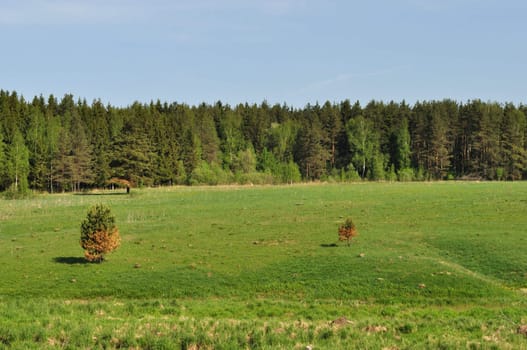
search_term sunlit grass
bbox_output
[1,182,527,348]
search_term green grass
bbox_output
[1,182,527,349]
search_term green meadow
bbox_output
[1,182,527,349]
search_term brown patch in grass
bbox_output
[517,325,527,337]
[331,316,353,328]
[364,325,388,333]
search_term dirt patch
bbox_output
[331,316,353,328]
[364,325,388,333]
[517,325,527,337]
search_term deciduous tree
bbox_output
[6,130,30,193]
[347,115,378,178]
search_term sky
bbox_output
[1,0,526,107]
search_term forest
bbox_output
[0,89,526,193]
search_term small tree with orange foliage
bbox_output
[338,218,358,246]
[80,204,121,262]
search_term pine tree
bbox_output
[69,114,94,191]
[428,107,451,179]
[473,102,502,179]
[320,101,342,170]
[109,122,157,187]
[501,105,526,180]
[80,204,120,262]
[44,115,61,193]
[195,107,221,164]
[180,128,202,179]
[395,117,412,171]
[294,120,329,180]
[52,127,73,192]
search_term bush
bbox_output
[80,204,121,262]
[338,218,358,246]
[386,164,397,182]
[189,161,233,185]
[341,165,361,182]
[397,168,414,182]
[277,161,302,184]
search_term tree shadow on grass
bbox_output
[53,257,89,264]
[320,243,338,248]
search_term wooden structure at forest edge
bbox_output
[107,178,132,193]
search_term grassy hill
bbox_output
[1,182,526,349]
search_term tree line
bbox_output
[0,90,526,193]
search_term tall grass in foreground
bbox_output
[0,182,527,349]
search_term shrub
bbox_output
[397,167,414,182]
[189,161,233,185]
[80,204,121,262]
[338,218,358,246]
[341,165,361,182]
[277,161,302,184]
[386,164,397,182]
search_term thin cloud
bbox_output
[401,0,492,12]
[0,0,149,25]
[0,0,307,26]
[298,66,408,95]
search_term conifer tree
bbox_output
[294,120,328,180]
[110,123,156,187]
[26,108,47,190]
[80,204,120,262]
[501,106,527,180]
[320,101,342,170]
[395,117,412,171]
[69,114,94,191]
[428,107,451,179]
[52,127,73,192]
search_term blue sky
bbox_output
[1,0,526,107]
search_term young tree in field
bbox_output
[338,218,358,246]
[80,204,121,262]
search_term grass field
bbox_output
[1,182,527,349]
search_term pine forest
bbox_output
[0,90,526,193]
